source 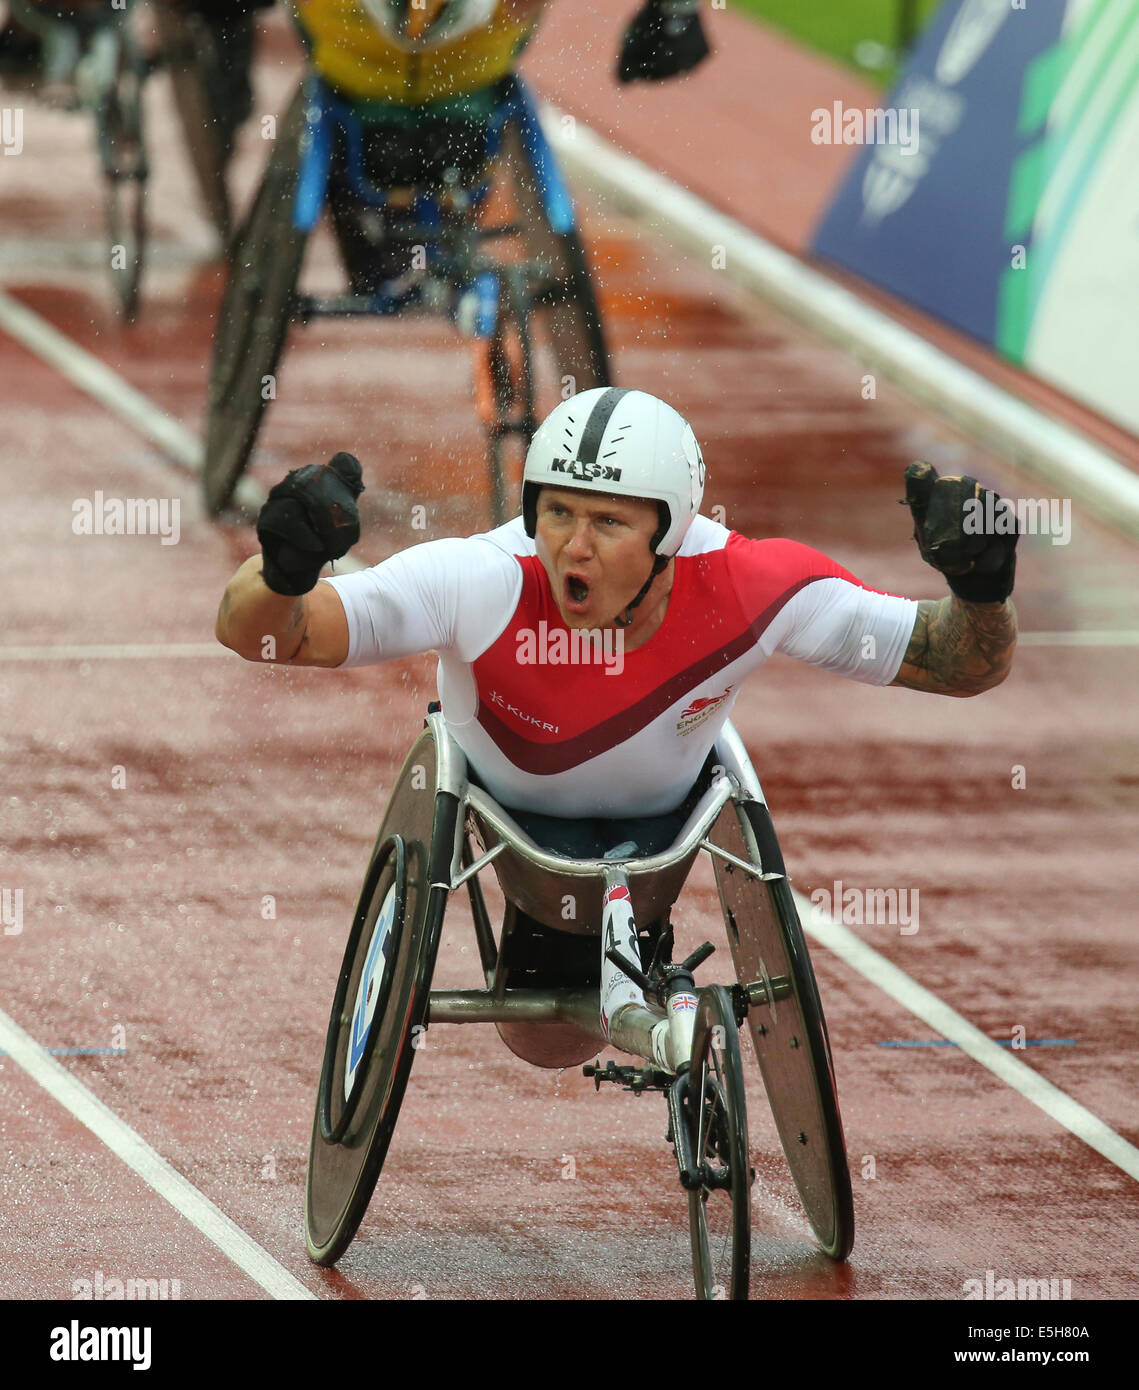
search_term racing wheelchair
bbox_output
[5,0,245,319]
[304,712,854,1300]
[202,71,610,522]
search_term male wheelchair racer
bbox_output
[305,709,855,1301]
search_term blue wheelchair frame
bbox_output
[290,72,577,336]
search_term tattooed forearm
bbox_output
[216,554,348,666]
[891,596,1017,696]
[216,555,309,661]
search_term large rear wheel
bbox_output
[202,86,308,516]
[305,726,454,1267]
[500,121,611,394]
[712,800,855,1261]
[153,2,235,244]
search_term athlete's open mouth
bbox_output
[567,575,589,604]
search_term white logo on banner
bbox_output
[935,0,1012,85]
[859,0,1010,225]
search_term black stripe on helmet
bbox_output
[575,387,630,466]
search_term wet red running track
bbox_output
[1,7,1137,1319]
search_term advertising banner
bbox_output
[812,0,1139,438]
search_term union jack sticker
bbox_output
[672,992,698,1013]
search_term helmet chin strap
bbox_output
[614,555,669,629]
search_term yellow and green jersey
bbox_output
[291,1,537,106]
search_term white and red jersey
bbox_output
[323,516,916,818]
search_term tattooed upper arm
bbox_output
[891,597,1017,696]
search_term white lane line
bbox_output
[0,285,268,512]
[0,643,230,660]
[0,286,203,471]
[793,890,1139,1182]
[541,107,1139,543]
[0,287,386,540]
[0,1005,317,1300]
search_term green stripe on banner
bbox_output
[995,259,1031,364]
[1021,33,1139,340]
[1016,42,1071,138]
[1049,0,1134,133]
[1035,0,1139,219]
[996,3,1139,359]
[1003,139,1048,244]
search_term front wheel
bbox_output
[686,985,751,1300]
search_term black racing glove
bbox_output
[902,460,1018,604]
[617,0,710,83]
[256,453,364,596]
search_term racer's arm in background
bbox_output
[890,596,1016,697]
[216,555,349,667]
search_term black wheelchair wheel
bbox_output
[686,985,751,1301]
[305,731,455,1267]
[202,85,307,516]
[316,835,408,1147]
[153,3,233,244]
[98,39,147,323]
[712,801,855,1261]
[532,225,610,392]
[501,123,611,393]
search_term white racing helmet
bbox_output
[358,0,499,52]
[521,387,706,559]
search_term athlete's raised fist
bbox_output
[902,460,1018,604]
[256,453,364,596]
[617,0,710,84]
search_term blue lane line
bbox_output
[0,1048,127,1056]
[878,1039,1076,1048]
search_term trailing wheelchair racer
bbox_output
[3,0,265,317]
[201,0,714,522]
[201,69,611,524]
